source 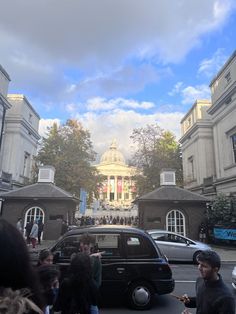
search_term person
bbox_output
[199,223,206,243]
[37,265,60,314]
[0,218,44,312]
[30,220,39,249]
[25,219,33,244]
[37,249,54,266]
[16,218,23,233]
[182,250,235,314]
[54,253,98,314]
[37,219,44,245]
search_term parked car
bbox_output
[147,229,212,263]
[232,266,236,290]
[49,225,175,310]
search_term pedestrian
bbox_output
[37,249,54,267]
[37,265,60,314]
[0,218,44,313]
[199,223,206,243]
[79,233,102,314]
[182,250,235,314]
[54,253,98,314]
[16,217,23,233]
[30,220,39,249]
[25,219,33,244]
[38,218,44,245]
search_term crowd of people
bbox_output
[16,218,44,249]
[79,215,138,227]
[0,217,235,314]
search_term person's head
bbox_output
[38,250,53,266]
[17,218,22,222]
[0,219,43,308]
[69,252,92,281]
[79,233,95,255]
[197,250,221,280]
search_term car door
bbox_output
[94,232,127,299]
[164,233,193,261]
[150,232,171,257]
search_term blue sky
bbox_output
[0,0,236,160]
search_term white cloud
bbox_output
[85,97,155,111]
[39,118,61,138]
[181,85,211,105]
[198,48,228,77]
[168,82,184,96]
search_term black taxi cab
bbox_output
[50,225,175,310]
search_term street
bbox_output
[100,262,236,314]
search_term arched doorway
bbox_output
[166,209,185,236]
[24,206,45,236]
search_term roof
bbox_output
[0,182,79,202]
[136,185,209,202]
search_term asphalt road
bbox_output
[100,262,236,314]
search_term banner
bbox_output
[79,188,87,215]
[117,179,122,193]
[102,180,107,193]
[213,228,236,240]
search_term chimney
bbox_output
[38,166,55,183]
[160,169,176,186]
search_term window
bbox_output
[28,113,33,124]
[24,206,45,236]
[232,134,236,163]
[23,152,30,177]
[225,72,231,84]
[188,156,194,181]
[125,235,156,258]
[166,210,185,236]
[95,234,121,257]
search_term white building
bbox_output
[180,51,236,198]
[1,94,40,188]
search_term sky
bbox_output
[1,0,236,162]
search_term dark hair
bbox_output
[38,265,60,290]
[79,233,95,245]
[197,250,221,269]
[0,219,44,309]
[38,249,53,264]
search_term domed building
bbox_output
[96,140,137,209]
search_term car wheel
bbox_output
[193,251,202,264]
[127,281,154,310]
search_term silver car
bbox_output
[232,266,236,290]
[148,229,211,263]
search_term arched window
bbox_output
[166,210,185,236]
[24,206,45,230]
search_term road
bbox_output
[100,262,236,314]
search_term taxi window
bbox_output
[94,234,121,257]
[54,236,80,258]
[125,234,156,258]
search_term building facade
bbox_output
[96,140,137,209]
[180,51,236,198]
[1,94,40,188]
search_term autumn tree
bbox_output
[130,124,182,196]
[35,119,102,202]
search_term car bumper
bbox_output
[154,279,175,295]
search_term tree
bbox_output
[35,119,102,202]
[130,124,183,196]
[206,193,236,226]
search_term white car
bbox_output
[232,266,236,290]
[148,229,212,263]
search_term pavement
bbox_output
[28,240,236,263]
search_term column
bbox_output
[121,176,124,201]
[129,177,132,200]
[107,176,110,200]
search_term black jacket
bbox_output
[186,275,235,314]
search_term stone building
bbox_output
[1,94,40,188]
[96,139,137,209]
[0,65,12,191]
[180,50,236,199]
[0,166,79,240]
[136,170,209,240]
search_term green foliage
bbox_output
[34,119,102,201]
[130,124,183,196]
[206,193,236,225]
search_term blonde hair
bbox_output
[0,288,43,314]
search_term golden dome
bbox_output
[100,139,125,165]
